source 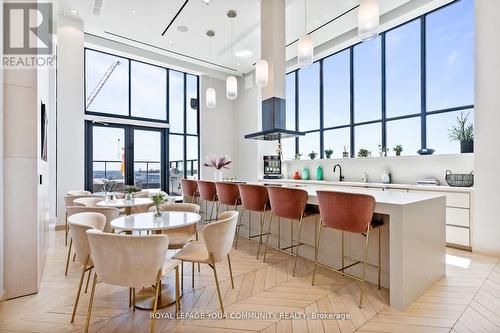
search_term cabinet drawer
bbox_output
[446,207,469,227]
[446,225,470,247]
[445,192,470,208]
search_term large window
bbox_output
[291,0,473,158]
[85,49,200,194]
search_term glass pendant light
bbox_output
[358,0,380,41]
[206,30,216,109]
[255,59,268,87]
[226,10,238,100]
[297,0,313,68]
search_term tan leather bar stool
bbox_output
[215,182,242,239]
[181,178,199,204]
[312,191,383,308]
[197,180,219,222]
[263,186,318,276]
[237,184,270,255]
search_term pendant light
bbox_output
[255,59,268,87]
[358,0,380,41]
[226,10,238,100]
[206,30,216,109]
[297,0,313,68]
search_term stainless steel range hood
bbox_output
[244,0,304,141]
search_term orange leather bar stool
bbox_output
[181,179,199,205]
[237,184,270,256]
[263,186,316,276]
[312,191,383,308]
[197,180,219,222]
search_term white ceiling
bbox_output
[59,0,413,75]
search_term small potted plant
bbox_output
[149,191,169,218]
[449,112,474,153]
[123,185,140,200]
[294,153,302,160]
[378,144,388,157]
[342,146,349,158]
[203,155,232,181]
[324,149,333,159]
[308,151,317,160]
[358,149,371,158]
[393,145,403,156]
[101,179,117,193]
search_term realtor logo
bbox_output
[3,2,53,55]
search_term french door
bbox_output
[85,121,167,192]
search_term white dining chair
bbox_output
[149,202,201,288]
[72,197,103,207]
[173,211,238,314]
[85,230,180,333]
[133,190,150,198]
[67,212,106,324]
[65,206,120,276]
[64,192,92,245]
[67,190,91,196]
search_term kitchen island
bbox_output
[255,179,447,311]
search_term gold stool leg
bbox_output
[84,272,97,333]
[65,213,68,246]
[181,261,184,290]
[378,227,381,290]
[248,210,251,238]
[359,228,371,308]
[150,273,161,333]
[192,262,195,288]
[256,211,264,259]
[292,217,303,277]
[84,267,93,293]
[65,238,72,276]
[341,231,345,276]
[132,288,136,311]
[227,254,234,289]
[262,213,273,262]
[312,224,323,285]
[234,205,242,249]
[210,254,224,314]
[175,266,180,316]
[71,256,89,323]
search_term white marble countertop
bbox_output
[259,178,473,193]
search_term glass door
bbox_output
[133,129,164,190]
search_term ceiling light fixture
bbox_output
[131,8,137,13]
[358,0,380,41]
[177,25,189,32]
[201,0,211,4]
[297,0,313,68]
[206,30,216,109]
[226,10,238,100]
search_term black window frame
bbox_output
[287,0,474,159]
[84,48,200,193]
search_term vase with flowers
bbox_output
[123,185,140,200]
[203,155,232,181]
[148,191,169,218]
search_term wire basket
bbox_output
[445,170,474,187]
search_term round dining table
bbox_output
[96,198,152,215]
[110,211,201,310]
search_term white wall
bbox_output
[199,77,236,180]
[473,0,500,256]
[0,2,4,298]
[56,14,84,224]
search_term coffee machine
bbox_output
[263,155,282,179]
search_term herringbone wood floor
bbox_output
[0,229,499,333]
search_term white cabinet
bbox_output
[409,189,472,250]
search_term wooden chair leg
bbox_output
[71,256,89,323]
[84,267,93,293]
[175,266,180,316]
[262,213,273,262]
[150,273,161,333]
[65,238,72,276]
[84,272,97,333]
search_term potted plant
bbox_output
[378,145,388,157]
[393,145,403,156]
[308,151,317,160]
[449,112,474,153]
[324,149,333,159]
[342,146,349,158]
[148,191,169,218]
[358,149,371,158]
[203,155,232,181]
[123,185,140,200]
[294,153,302,160]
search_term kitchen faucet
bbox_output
[333,164,344,181]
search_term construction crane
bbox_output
[86,60,120,109]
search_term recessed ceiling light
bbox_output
[201,0,211,4]
[235,50,253,58]
[168,41,174,46]
[177,25,189,32]
[131,8,137,13]
[236,63,241,66]
[66,8,78,15]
